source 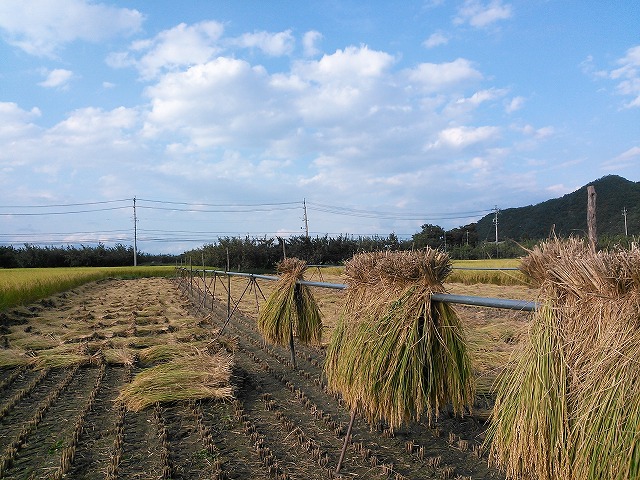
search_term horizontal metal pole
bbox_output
[177,267,537,311]
[452,267,520,271]
[431,293,537,312]
[299,279,346,289]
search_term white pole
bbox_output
[133,197,138,266]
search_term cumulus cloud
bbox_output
[0,0,143,56]
[38,68,73,89]
[430,125,501,149]
[454,0,513,28]
[423,32,449,48]
[302,30,323,57]
[142,57,280,147]
[107,21,224,80]
[234,29,295,56]
[295,45,394,81]
[0,102,41,139]
[407,58,482,92]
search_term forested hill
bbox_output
[476,175,640,241]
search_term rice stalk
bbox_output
[103,347,136,366]
[117,351,233,412]
[487,305,569,480]
[488,238,640,480]
[137,343,203,365]
[257,258,322,367]
[0,349,30,368]
[325,249,474,430]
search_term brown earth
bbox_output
[0,275,534,479]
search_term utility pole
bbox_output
[303,199,309,238]
[587,185,597,251]
[493,206,499,258]
[133,197,138,266]
[623,207,628,236]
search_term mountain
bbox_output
[475,175,640,241]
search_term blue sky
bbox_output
[0,1,638,254]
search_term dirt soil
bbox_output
[0,276,531,479]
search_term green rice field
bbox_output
[0,266,174,311]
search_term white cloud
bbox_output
[38,68,73,89]
[0,0,143,56]
[302,30,323,57]
[610,45,640,108]
[454,0,513,28]
[521,124,554,139]
[430,125,501,149]
[295,45,394,82]
[407,58,482,92]
[0,102,41,139]
[142,57,283,148]
[423,32,449,48]
[234,29,295,56]
[602,146,640,170]
[107,21,224,80]
[445,88,508,115]
[505,96,525,113]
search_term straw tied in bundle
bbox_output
[488,238,640,480]
[325,249,473,431]
[257,258,322,369]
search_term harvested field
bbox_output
[0,274,531,479]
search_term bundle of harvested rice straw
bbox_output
[488,238,640,480]
[257,258,322,353]
[324,249,474,430]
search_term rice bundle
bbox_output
[324,249,473,430]
[117,351,233,412]
[488,238,640,480]
[257,258,322,366]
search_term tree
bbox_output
[412,224,445,249]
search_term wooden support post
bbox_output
[336,409,357,473]
[587,185,597,250]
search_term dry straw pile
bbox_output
[488,238,640,480]
[118,351,233,411]
[257,258,322,367]
[324,249,473,430]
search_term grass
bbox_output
[450,259,528,286]
[0,266,174,311]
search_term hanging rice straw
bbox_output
[488,238,640,480]
[325,249,473,430]
[257,258,322,368]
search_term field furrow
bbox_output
[67,365,127,479]
[2,365,99,479]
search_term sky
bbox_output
[0,1,638,254]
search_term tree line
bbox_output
[4,227,632,271]
[0,244,176,268]
[183,225,531,272]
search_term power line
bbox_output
[0,199,130,208]
[136,198,300,207]
[0,206,130,216]
[306,201,493,221]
